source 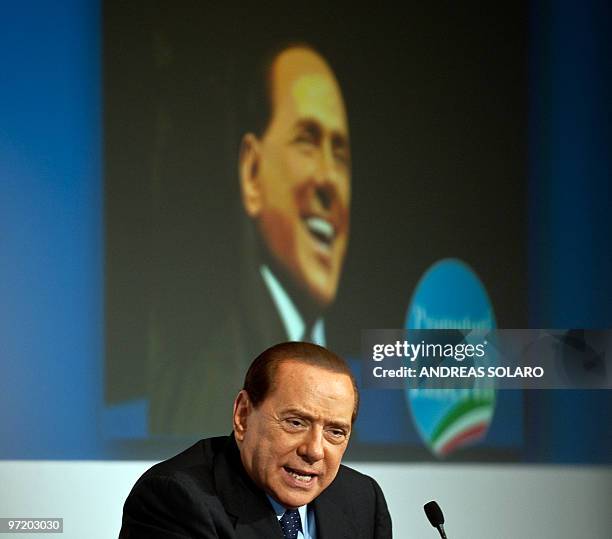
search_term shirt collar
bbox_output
[266,495,310,537]
[260,264,325,345]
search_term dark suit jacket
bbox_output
[120,435,392,538]
[149,254,330,437]
[149,262,288,436]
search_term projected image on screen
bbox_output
[104,4,527,460]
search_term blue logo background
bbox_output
[405,258,497,457]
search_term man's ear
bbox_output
[233,390,251,442]
[239,133,263,218]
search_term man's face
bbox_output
[241,48,351,307]
[234,360,355,508]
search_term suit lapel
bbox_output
[214,436,284,539]
[212,436,361,539]
[312,490,359,539]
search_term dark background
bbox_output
[105,2,527,416]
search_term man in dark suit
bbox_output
[150,44,352,436]
[121,342,392,538]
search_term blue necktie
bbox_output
[279,509,302,539]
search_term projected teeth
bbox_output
[305,217,334,244]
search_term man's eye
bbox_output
[295,133,316,146]
[333,148,350,166]
[284,418,306,429]
[326,429,347,442]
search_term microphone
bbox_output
[424,501,448,538]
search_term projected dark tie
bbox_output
[279,509,302,539]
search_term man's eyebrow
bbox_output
[293,118,349,147]
[281,408,351,431]
[293,118,322,138]
[327,420,351,432]
[281,407,315,419]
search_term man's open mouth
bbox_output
[304,216,335,247]
[283,466,317,483]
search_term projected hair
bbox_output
[235,41,327,140]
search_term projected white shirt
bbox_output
[260,265,326,346]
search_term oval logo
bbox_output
[405,258,496,457]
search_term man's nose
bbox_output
[314,142,342,188]
[297,428,325,464]
[312,146,342,210]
